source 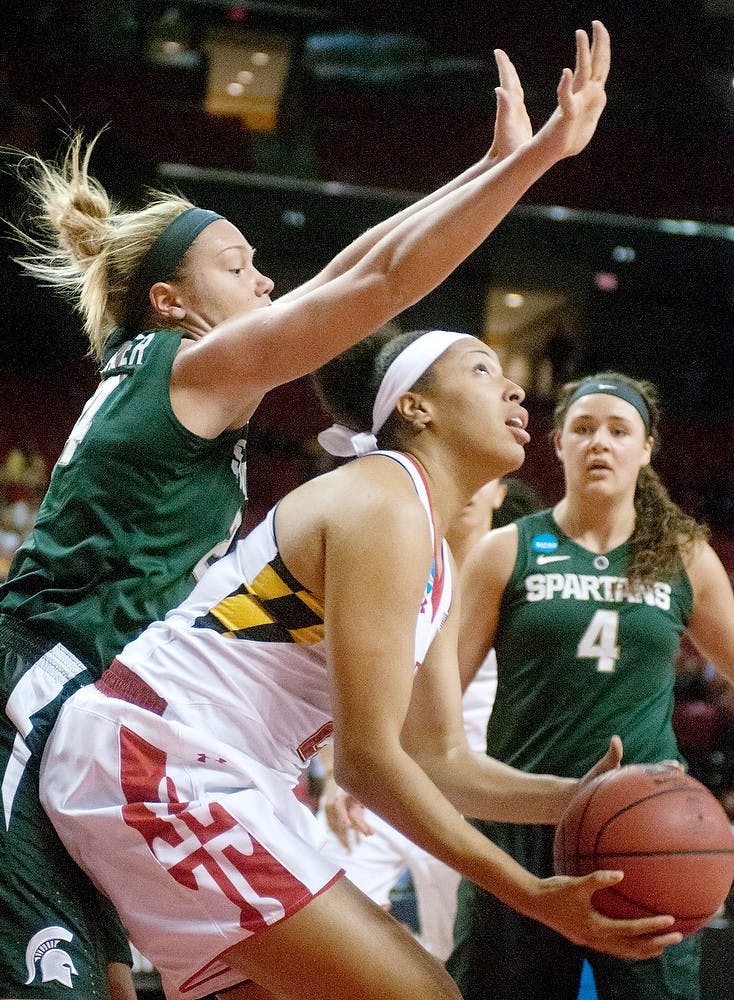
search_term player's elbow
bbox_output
[332,735,400,805]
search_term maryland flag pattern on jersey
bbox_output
[193,551,324,645]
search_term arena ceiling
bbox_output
[1,0,732,399]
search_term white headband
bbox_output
[317,330,473,458]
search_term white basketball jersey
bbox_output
[118,451,453,786]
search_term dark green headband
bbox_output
[124,206,224,332]
[568,377,651,435]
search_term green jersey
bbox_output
[486,509,693,776]
[0,329,247,677]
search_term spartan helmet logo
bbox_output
[24,926,78,988]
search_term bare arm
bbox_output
[396,590,679,957]
[172,23,611,433]
[403,603,580,826]
[317,743,374,849]
[684,540,734,685]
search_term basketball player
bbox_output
[315,478,540,961]
[39,330,684,1000]
[448,371,734,1000]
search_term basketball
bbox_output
[553,764,734,936]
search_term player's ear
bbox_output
[397,392,431,431]
[149,282,186,322]
[639,434,654,468]
[552,429,564,462]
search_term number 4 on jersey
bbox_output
[577,609,620,672]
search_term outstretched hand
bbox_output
[536,19,611,161]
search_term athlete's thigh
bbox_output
[0,713,124,1000]
[221,877,461,1000]
[589,932,702,1000]
[217,983,278,1000]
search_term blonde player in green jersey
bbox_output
[0,22,613,999]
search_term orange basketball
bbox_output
[553,764,734,936]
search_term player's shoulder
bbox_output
[463,522,520,590]
[682,536,730,590]
[294,453,430,538]
[332,452,429,510]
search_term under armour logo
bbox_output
[25,926,78,988]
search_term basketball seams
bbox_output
[589,784,729,863]
[599,885,664,919]
[574,774,611,870]
[559,768,630,870]
[584,846,734,860]
[599,885,716,926]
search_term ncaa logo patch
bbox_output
[25,926,78,989]
[531,533,559,554]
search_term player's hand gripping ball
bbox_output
[554,763,734,935]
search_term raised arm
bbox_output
[172,22,611,434]
[278,46,533,305]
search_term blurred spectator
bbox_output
[0,445,47,579]
[1,445,48,504]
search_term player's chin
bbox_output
[501,441,527,474]
[583,479,615,495]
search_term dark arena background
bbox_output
[0,3,732,998]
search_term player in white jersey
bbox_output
[40,329,682,1000]
[313,479,537,962]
